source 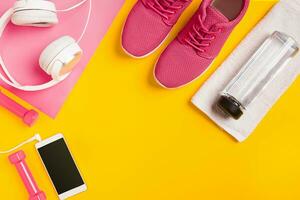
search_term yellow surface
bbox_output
[1,0,300,199]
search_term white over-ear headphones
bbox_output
[0,0,92,91]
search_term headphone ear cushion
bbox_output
[11,10,58,27]
[39,36,82,79]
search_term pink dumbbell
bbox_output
[9,151,46,200]
[0,90,38,126]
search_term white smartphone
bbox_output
[35,133,87,199]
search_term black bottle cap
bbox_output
[217,95,243,120]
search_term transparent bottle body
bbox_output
[222,31,299,109]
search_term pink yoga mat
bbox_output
[0,0,124,118]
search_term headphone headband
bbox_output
[0,55,65,91]
[0,8,13,38]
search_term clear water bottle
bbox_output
[217,31,299,119]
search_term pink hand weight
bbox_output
[0,90,38,126]
[9,151,46,200]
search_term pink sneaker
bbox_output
[154,0,250,88]
[122,0,192,58]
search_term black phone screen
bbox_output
[38,138,84,194]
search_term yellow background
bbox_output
[1,0,300,199]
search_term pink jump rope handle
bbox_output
[9,151,46,200]
[0,90,38,126]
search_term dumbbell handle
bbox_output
[9,151,46,200]
[0,90,38,126]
